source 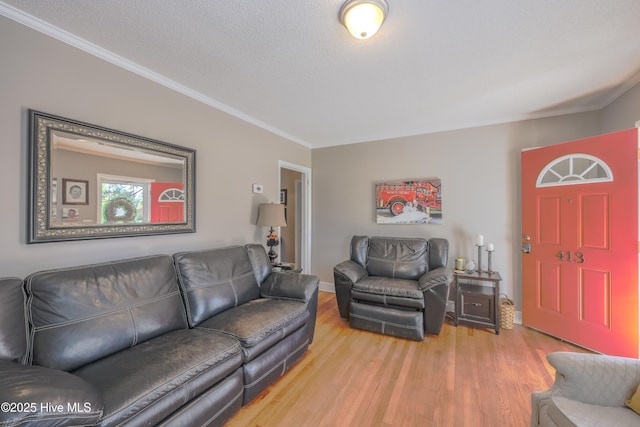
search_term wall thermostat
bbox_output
[252,183,263,194]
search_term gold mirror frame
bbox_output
[28,110,196,243]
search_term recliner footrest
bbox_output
[350,301,423,341]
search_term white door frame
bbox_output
[278,161,311,273]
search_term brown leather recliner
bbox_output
[334,236,452,340]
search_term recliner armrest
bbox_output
[334,260,368,284]
[333,260,368,318]
[0,360,104,427]
[418,266,452,291]
[260,271,319,303]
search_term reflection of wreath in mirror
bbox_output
[104,198,136,222]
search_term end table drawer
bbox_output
[453,271,501,334]
[460,291,494,323]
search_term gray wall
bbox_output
[0,16,310,277]
[601,82,640,133]
[312,91,639,309]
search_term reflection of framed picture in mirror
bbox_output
[62,178,89,205]
[62,207,80,221]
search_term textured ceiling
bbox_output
[2,0,640,148]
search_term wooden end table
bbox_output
[453,270,502,334]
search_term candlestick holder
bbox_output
[486,248,494,274]
[476,244,484,274]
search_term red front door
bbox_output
[150,182,185,223]
[521,128,638,357]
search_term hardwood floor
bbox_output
[226,291,587,427]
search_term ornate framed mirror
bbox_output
[28,110,196,243]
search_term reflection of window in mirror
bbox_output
[97,174,154,224]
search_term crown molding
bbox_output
[0,2,312,148]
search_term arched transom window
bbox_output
[536,153,613,188]
[158,188,184,202]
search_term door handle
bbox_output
[522,242,531,254]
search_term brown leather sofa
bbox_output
[334,236,451,340]
[0,244,318,427]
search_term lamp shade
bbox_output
[256,203,287,227]
[339,0,388,39]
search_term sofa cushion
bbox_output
[242,324,310,404]
[174,246,261,326]
[156,369,243,427]
[0,278,27,363]
[72,328,242,427]
[245,243,272,286]
[196,298,308,361]
[0,360,103,427]
[367,237,428,280]
[25,255,187,371]
[547,396,640,427]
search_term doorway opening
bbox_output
[278,161,311,273]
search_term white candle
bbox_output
[487,243,494,251]
[476,234,484,246]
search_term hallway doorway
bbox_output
[278,161,311,273]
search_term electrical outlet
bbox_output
[252,183,263,194]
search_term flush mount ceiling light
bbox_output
[339,0,389,40]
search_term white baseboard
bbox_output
[318,281,522,325]
[319,281,335,293]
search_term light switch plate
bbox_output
[252,183,263,194]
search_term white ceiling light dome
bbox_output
[339,0,389,40]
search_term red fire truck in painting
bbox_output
[376,180,441,216]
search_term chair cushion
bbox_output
[174,246,261,326]
[547,396,640,427]
[352,276,425,309]
[72,328,242,427]
[0,277,27,363]
[366,237,428,280]
[25,255,188,371]
[196,298,309,362]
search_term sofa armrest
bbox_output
[333,260,368,318]
[0,360,103,427]
[418,266,451,291]
[260,271,319,303]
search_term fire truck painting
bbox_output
[375,179,442,224]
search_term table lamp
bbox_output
[256,203,287,265]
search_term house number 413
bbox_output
[556,251,585,263]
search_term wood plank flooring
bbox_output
[226,291,587,427]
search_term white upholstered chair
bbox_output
[531,352,640,427]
